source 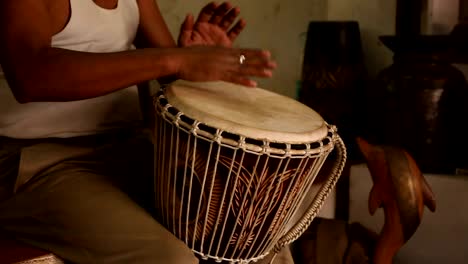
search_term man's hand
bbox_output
[175,46,276,87]
[178,2,246,48]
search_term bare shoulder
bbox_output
[0,0,54,78]
[0,0,68,37]
[0,0,51,33]
[0,0,49,19]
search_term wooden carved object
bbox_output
[356,137,436,264]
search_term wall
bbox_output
[158,0,397,97]
[158,0,327,98]
[0,1,398,99]
[327,0,397,79]
[350,164,468,264]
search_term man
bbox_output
[0,0,292,263]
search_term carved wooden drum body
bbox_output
[153,81,346,263]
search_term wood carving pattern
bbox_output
[356,137,436,264]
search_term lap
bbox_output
[0,134,198,264]
[0,134,294,264]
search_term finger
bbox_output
[224,75,258,87]
[209,2,232,25]
[236,55,277,71]
[196,2,218,23]
[181,13,195,32]
[178,14,195,46]
[224,53,275,78]
[237,64,274,78]
[219,6,241,31]
[228,19,246,41]
[237,49,276,68]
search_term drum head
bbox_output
[164,81,328,144]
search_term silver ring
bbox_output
[239,54,246,65]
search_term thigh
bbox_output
[0,158,198,264]
[0,145,20,202]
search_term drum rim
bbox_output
[154,92,336,158]
[162,81,330,144]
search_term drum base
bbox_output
[197,245,294,264]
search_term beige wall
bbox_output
[327,0,397,80]
[158,0,397,98]
[0,1,398,99]
[158,0,327,98]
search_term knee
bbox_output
[87,233,199,264]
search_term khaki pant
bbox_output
[0,132,294,264]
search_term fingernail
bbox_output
[266,62,276,69]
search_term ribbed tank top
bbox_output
[0,0,142,139]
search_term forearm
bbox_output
[134,0,180,86]
[134,37,178,86]
[133,34,177,128]
[6,47,181,103]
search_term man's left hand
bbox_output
[178,2,246,48]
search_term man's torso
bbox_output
[46,0,120,35]
[0,0,142,139]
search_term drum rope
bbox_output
[273,134,347,253]
[207,149,238,256]
[259,154,328,256]
[213,152,246,258]
[154,92,347,263]
[247,158,305,258]
[224,154,263,258]
[155,93,334,158]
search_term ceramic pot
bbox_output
[370,36,468,174]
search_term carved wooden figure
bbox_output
[356,137,436,264]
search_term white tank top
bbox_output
[0,0,142,139]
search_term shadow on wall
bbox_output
[359,28,395,78]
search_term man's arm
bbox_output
[0,0,183,103]
[0,0,275,103]
[135,0,176,48]
[133,0,184,128]
[134,0,195,85]
[133,0,253,128]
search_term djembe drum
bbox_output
[153,80,346,263]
